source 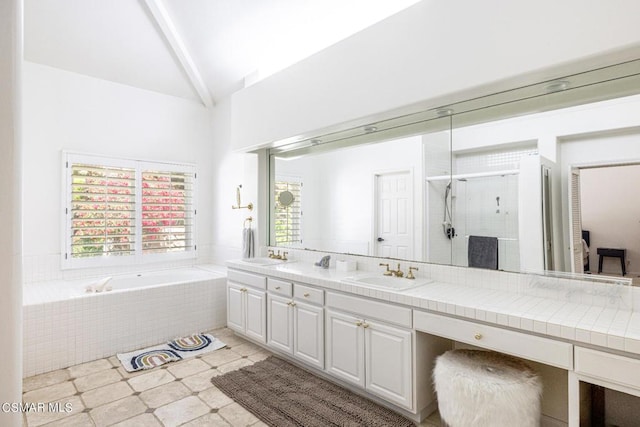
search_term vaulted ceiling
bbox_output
[24,0,421,106]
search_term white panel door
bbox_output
[293,301,324,369]
[226,282,246,334]
[325,309,365,387]
[245,288,267,343]
[365,320,413,409]
[375,171,413,259]
[267,294,294,354]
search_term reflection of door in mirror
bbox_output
[569,168,584,274]
[542,165,554,270]
[374,171,413,259]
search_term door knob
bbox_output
[377,237,385,242]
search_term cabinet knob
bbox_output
[290,301,296,307]
[240,288,247,292]
[356,321,363,327]
[275,286,281,290]
[363,323,370,329]
[304,293,310,298]
[474,333,482,340]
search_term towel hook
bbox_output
[244,216,253,228]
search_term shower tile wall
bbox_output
[453,175,520,270]
[451,147,537,271]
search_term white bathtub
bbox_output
[23,266,227,377]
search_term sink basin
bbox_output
[341,275,432,291]
[238,257,287,266]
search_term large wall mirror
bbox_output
[269,59,640,277]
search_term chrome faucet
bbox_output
[86,276,112,293]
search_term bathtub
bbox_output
[23,266,227,377]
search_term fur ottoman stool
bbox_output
[433,349,542,427]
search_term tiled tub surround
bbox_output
[229,250,640,425]
[23,266,227,377]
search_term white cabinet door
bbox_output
[294,301,324,369]
[268,294,294,354]
[227,282,245,333]
[325,309,365,387]
[245,287,266,343]
[365,320,413,409]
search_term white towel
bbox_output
[242,228,254,258]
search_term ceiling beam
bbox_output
[143,0,214,108]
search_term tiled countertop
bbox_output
[227,258,640,359]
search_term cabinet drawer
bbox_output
[228,269,266,289]
[326,292,412,328]
[267,278,293,297]
[294,284,324,305]
[414,310,573,369]
[575,346,640,390]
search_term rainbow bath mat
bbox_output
[117,333,226,372]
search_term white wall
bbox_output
[22,62,215,282]
[209,97,260,263]
[232,0,640,150]
[0,0,22,424]
[275,136,423,258]
[580,165,640,275]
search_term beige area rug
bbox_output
[211,356,415,427]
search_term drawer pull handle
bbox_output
[275,286,281,290]
[356,321,363,327]
[474,333,482,340]
[304,293,310,297]
[363,323,370,329]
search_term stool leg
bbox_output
[598,255,603,274]
[621,255,626,276]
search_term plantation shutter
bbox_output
[141,169,195,254]
[569,168,584,274]
[274,180,302,245]
[69,163,136,258]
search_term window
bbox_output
[63,153,196,268]
[274,177,302,246]
[141,169,194,254]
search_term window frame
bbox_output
[61,152,197,270]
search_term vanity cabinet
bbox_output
[267,279,325,369]
[325,308,413,410]
[227,270,267,343]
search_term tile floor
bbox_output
[22,328,441,426]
